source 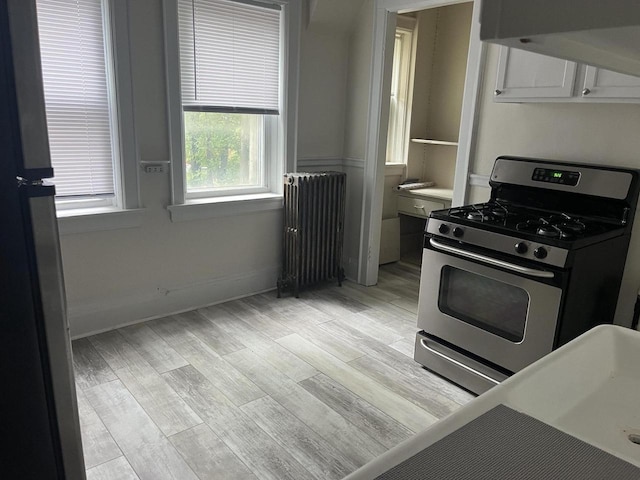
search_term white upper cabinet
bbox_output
[495,48,577,101]
[495,47,640,103]
[581,67,640,99]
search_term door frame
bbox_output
[358,0,486,285]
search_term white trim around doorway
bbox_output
[358,0,486,286]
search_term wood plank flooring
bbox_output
[73,262,475,480]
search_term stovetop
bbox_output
[426,200,629,268]
[440,201,622,243]
[424,157,639,268]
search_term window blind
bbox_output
[36,0,115,197]
[178,0,281,114]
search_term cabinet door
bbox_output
[494,47,577,102]
[581,66,640,99]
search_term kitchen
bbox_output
[4,0,640,478]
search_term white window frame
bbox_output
[42,0,139,214]
[385,16,416,166]
[163,0,299,213]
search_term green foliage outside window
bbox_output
[183,111,260,190]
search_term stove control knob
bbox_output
[534,247,548,259]
[514,242,528,254]
[438,224,450,234]
[453,227,464,238]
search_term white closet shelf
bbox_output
[410,138,458,146]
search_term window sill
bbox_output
[57,207,145,235]
[167,193,283,223]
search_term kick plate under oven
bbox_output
[417,239,563,374]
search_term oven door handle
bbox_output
[429,238,555,279]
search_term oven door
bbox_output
[418,238,563,373]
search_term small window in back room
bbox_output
[386,17,416,165]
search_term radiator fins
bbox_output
[277,171,346,297]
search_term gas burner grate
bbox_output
[449,202,512,225]
[516,214,588,240]
[440,201,618,242]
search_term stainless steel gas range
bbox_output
[415,156,640,394]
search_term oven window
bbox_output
[438,267,529,342]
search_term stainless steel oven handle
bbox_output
[429,238,555,279]
[419,339,501,385]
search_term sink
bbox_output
[503,325,640,464]
[345,325,640,479]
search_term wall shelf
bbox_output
[411,138,459,146]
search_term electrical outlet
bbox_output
[144,164,164,173]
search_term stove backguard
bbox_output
[489,157,640,229]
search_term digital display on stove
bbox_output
[532,168,580,186]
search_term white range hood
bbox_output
[480,0,640,77]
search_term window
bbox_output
[36,0,137,212]
[165,0,298,204]
[386,19,415,165]
[176,0,283,199]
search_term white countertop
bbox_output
[345,325,640,479]
[398,187,453,201]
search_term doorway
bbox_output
[358,0,486,286]
[379,3,473,268]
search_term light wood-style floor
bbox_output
[73,262,474,480]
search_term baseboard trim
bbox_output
[69,265,280,338]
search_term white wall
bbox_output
[298,26,349,161]
[343,0,374,162]
[406,3,472,188]
[341,0,375,279]
[424,2,472,188]
[469,43,640,326]
[406,9,437,181]
[61,0,352,337]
